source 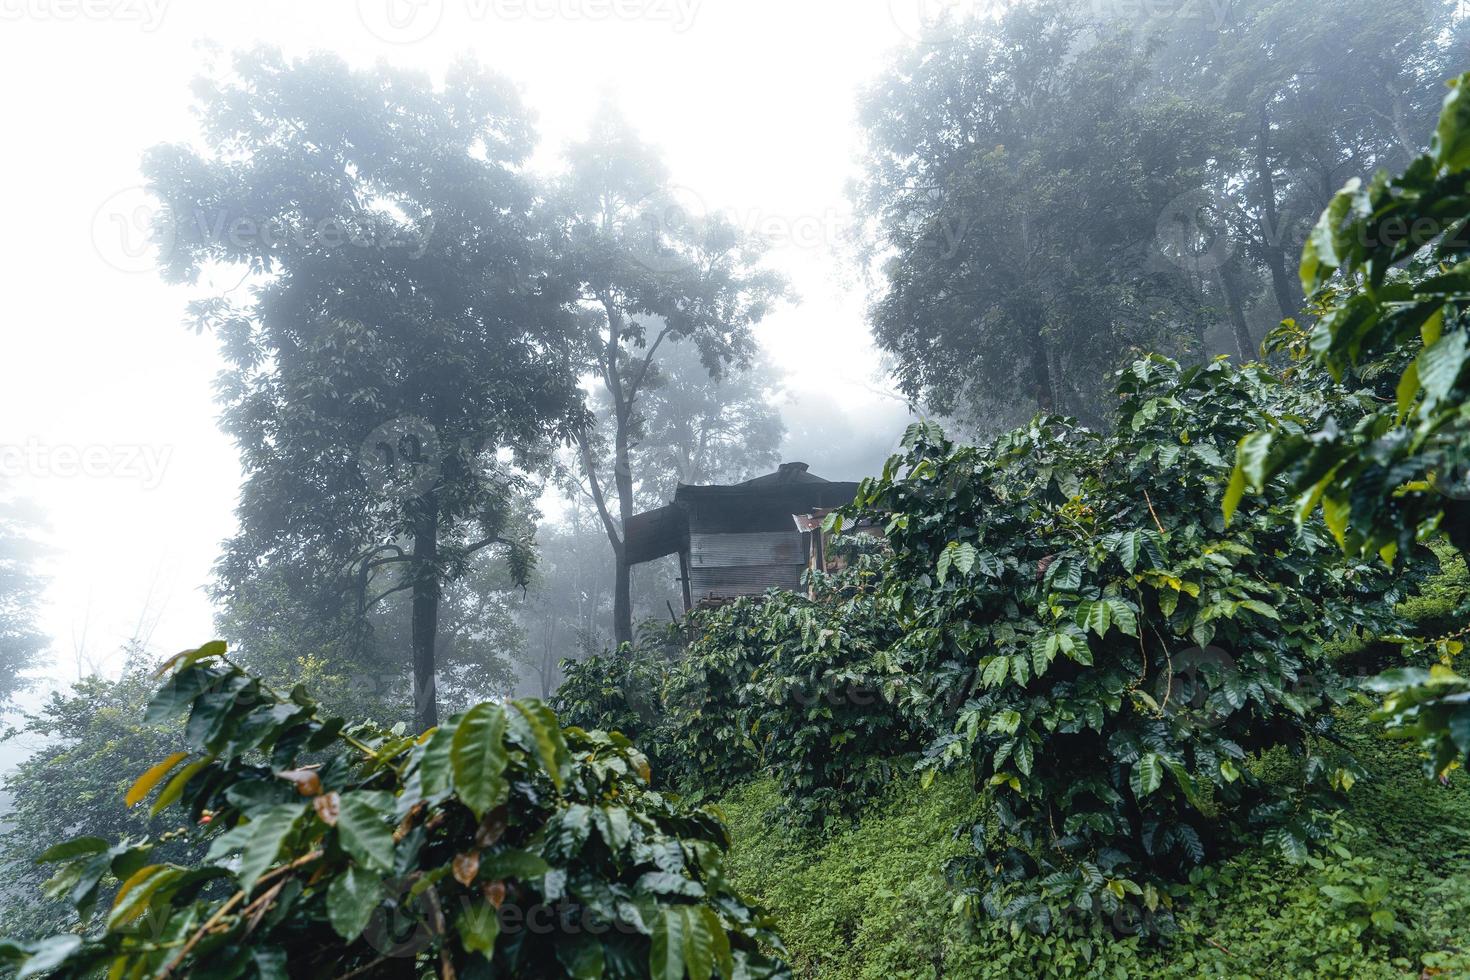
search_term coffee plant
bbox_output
[0,642,789,979]
[663,562,920,826]
[845,354,1407,932]
[1229,71,1470,560]
[1232,73,1470,781]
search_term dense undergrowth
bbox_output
[719,725,1470,979]
[561,353,1423,936]
[713,551,1470,978]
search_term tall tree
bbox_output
[857,0,1464,429]
[536,348,787,666]
[551,110,785,646]
[0,487,46,700]
[1154,0,1464,325]
[590,342,786,510]
[144,50,584,730]
[855,2,1221,425]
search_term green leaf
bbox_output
[1029,634,1053,675]
[1049,557,1082,591]
[1322,493,1351,549]
[1300,181,1359,293]
[952,541,977,576]
[150,757,213,817]
[1395,360,1421,422]
[509,699,569,793]
[459,900,501,958]
[1236,599,1280,621]
[335,793,395,873]
[1222,457,1247,526]
[108,864,184,930]
[1014,738,1034,777]
[1239,431,1274,489]
[1433,73,1470,171]
[327,864,382,940]
[682,904,716,980]
[980,656,1009,688]
[36,837,109,864]
[593,806,632,852]
[452,703,510,820]
[479,849,551,880]
[236,803,304,894]
[1113,530,1141,573]
[1077,600,1112,638]
[419,714,462,797]
[700,906,734,980]
[556,931,605,978]
[1105,598,1138,637]
[16,935,81,979]
[1416,330,1468,406]
[974,551,1004,578]
[651,906,687,980]
[1130,754,1163,798]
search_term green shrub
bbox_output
[3,642,789,979]
[717,703,1470,979]
[849,356,1409,930]
[664,563,918,826]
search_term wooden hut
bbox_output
[624,462,860,611]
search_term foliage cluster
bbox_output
[564,353,1414,932]
[2,643,788,979]
[0,660,194,940]
[718,698,1470,978]
[1235,72,1470,784]
[850,356,1408,930]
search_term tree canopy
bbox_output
[144,50,586,729]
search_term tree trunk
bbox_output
[1254,108,1301,322]
[611,394,636,647]
[411,494,441,733]
[1031,333,1054,413]
[1218,261,1255,361]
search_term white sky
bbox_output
[0,0,931,697]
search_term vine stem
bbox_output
[159,850,323,977]
[334,954,393,979]
[1142,488,1167,536]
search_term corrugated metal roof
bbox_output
[690,563,805,598]
[690,532,806,567]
